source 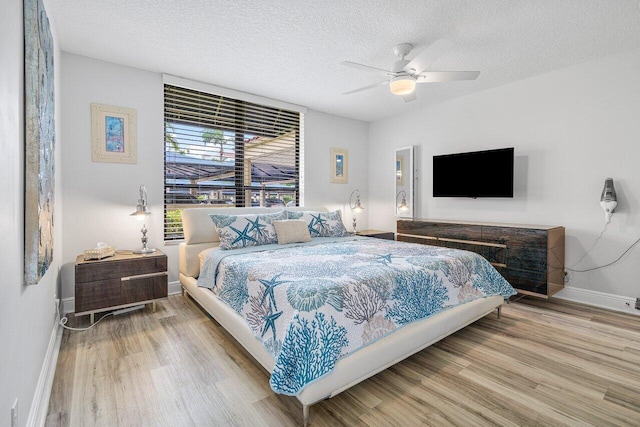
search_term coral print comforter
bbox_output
[198,236,516,395]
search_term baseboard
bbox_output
[27,320,63,427]
[61,297,74,315]
[168,280,182,295]
[61,281,183,314]
[554,286,640,316]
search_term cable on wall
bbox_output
[563,219,640,273]
[566,222,609,272]
[566,235,640,273]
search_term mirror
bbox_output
[395,146,414,218]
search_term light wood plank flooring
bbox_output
[46,295,640,426]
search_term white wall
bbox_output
[60,53,369,303]
[0,0,63,425]
[369,48,640,308]
[303,110,369,228]
[60,53,165,303]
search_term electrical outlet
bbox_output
[11,398,18,427]
[635,298,640,310]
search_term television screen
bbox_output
[433,147,514,198]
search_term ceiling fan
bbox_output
[341,39,480,102]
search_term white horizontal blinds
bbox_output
[164,84,301,240]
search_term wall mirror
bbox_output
[395,146,414,218]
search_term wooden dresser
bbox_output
[356,229,395,240]
[397,219,565,298]
[75,250,168,322]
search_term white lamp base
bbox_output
[133,247,156,254]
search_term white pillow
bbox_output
[273,220,312,245]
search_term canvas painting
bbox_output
[24,0,55,285]
[105,116,125,152]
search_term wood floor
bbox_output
[46,295,640,426]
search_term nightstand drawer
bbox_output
[75,277,122,313]
[76,255,167,283]
[75,273,167,314]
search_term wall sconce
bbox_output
[396,190,409,213]
[130,184,156,254]
[349,189,364,233]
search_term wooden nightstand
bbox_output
[356,229,395,240]
[75,250,168,323]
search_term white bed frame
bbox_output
[178,207,504,425]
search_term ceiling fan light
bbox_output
[389,75,416,95]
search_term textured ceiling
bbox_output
[48,0,640,122]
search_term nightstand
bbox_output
[356,229,395,240]
[75,250,168,323]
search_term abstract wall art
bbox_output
[24,0,55,285]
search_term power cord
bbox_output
[566,222,608,272]
[565,221,640,273]
[566,236,640,273]
[56,302,113,331]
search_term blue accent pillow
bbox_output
[285,210,349,238]
[210,211,286,250]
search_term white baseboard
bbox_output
[61,297,74,315]
[61,281,183,314]
[168,280,182,295]
[27,320,63,427]
[554,286,640,316]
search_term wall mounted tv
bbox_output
[433,147,514,198]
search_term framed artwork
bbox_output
[396,156,404,186]
[91,103,137,163]
[24,0,55,285]
[330,147,348,184]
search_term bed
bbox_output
[178,207,516,425]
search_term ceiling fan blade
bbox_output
[340,61,392,75]
[343,80,388,95]
[417,71,481,83]
[403,91,417,103]
[404,39,454,75]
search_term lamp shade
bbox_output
[390,75,416,95]
[350,189,364,213]
[130,184,151,217]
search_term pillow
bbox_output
[209,211,286,250]
[285,210,349,238]
[273,220,312,245]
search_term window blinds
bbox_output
[164,84,301,241]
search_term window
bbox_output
[164,84,302,241]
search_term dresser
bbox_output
[397,219,565,298]
[356,229,395,240]
[75,250,168,323]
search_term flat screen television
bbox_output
[433,147,514,198]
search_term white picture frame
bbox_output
[91,103,137,164]
[330,147,348,184]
